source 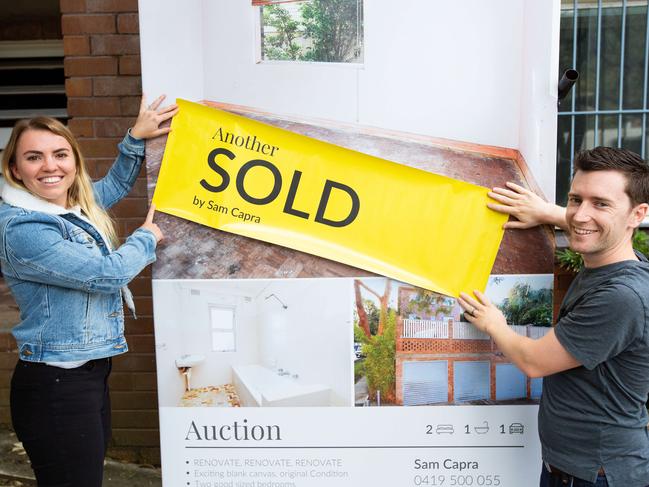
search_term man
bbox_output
[458,147,649,487]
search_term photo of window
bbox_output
[258,0,364,63]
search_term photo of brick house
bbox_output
[354,275,553,407]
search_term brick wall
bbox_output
[59,0,159,464]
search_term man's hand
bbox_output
[131,94,179,140]
[487,182,567,230]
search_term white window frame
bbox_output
[209,305,237,352]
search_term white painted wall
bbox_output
[257,279,353,406]
[152,281,186,407]
[518,0,561,201]
[138,0,204,102]
[139,0,559,197]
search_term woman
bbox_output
[0,95,177,486]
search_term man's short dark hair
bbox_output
[573,146,649,206]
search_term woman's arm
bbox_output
[93,95,179,208]
[3,211,157,293]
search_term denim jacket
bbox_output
[0,132,157,362]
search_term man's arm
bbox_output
[488,182,568,231]
[458,290,580,378]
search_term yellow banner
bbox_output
[153,99,507,296]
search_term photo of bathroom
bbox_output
[153,278,354,408]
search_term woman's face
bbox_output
[11,129,77,208]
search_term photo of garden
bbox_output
[353,275,553,407]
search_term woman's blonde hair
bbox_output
[1,117,119,246]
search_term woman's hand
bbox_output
[457,290,507,335]
[130,94,179,140]
[140,204,163,243]
[487,182,566,230]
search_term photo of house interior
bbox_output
[354,275,553,407]
[154,278,353,408]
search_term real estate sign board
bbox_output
[139,1,561,485]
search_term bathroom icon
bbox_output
[474,421,489,434]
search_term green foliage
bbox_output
[261,0,363,63]
[497,282,552,326]
[354,324,369,344]
[262,5,303,60]
[300,0,363,62]
[354,358,366,383]
[363,309,396,402]
[556,230,649,272]
[404,289,453,319]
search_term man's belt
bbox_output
[546,463,606,482]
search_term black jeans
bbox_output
[10,358,112,487]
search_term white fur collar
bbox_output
[1,182,75,215]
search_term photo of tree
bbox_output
[260,0,363,63]
[354,275,553,407]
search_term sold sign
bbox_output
[153,99,507,296]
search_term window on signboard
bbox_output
[254,0,364,63]
[209,305,236,352]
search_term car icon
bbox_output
[509,422,524,434]
[436,424,455,434]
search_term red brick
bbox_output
[91,34,139,55]
[93,117,134,137]
[120,96,141,116]
[126,336,154,354]
[65,77,92,97]
[112,353,156,372]
[62,14,116,35]
[118,55,141,75]
[112,410,159,429]
[69,97,120,117]
[118,218,145,237]
[78,137,122,158]
[60,0,87,13]
[67,118,94,137]
[132,296,153,316]
[87,0,139,13]
[94,76,141,96]
[63,35,90,55]
[0,353,18,370]
[133,373,157,391]
[117,13,139,34]
[109,372,134,390]
[86,157,119,179]
[128,277,152,297]
[124,317,154,335]
[64,56,117,76]
[0,334,16,352]
[111,197,148,218]
[111,392,158,410]
[128,178,148,198]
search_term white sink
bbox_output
[175,354,206,368]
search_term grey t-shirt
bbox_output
[538,255,649,487]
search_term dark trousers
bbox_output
[10,358,112,487]
[540,464,608,487]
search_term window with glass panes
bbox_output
[557,0,649,205]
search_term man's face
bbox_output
[566,169,647,267]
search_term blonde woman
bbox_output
[0,95,177,486]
